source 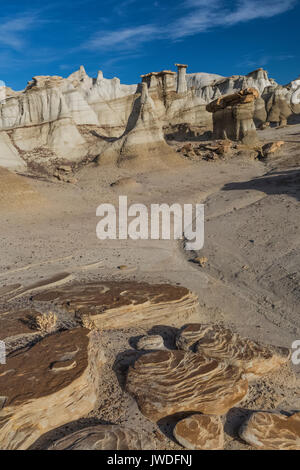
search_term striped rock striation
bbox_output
[176,324,290,378]
[239,411,300,450]
[126,350,248,421]
[48,425,156,450]
[174,414,224,450]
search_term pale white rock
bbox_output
[0,131,26,171]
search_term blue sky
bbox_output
[0,0,299,90]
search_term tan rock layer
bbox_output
[48,425,156,450]
[206,88,259,113]
[176,324,290,378]
[126,350,248,421]
[33,281,199,329]
[0,328,103,450]
[239,411,300,450]
[174,414,224,450]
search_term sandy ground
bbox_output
[1,123,300,449]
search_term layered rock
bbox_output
[174,414,224,450]
[206,88,259,144]
[239,411,300,450]
[126,350,248,421]
[176,324,290,379]
[0,64,299,173]
[0,328,103,450]
[97,83,183,169]
[48,425,156,450]
[136,335,165,351]
[33,281,199,329]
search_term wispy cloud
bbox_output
[82,0,297,51]
[82,24,160,51]
[0,15,38,50]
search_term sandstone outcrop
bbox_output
[126,350,248,421]
[48,425,156,450]
[0,328,103,450]
[206,88,259,144]
[176,324,290,378]
[33,281,199,329]
[262,141,285,157]
[174,414,224,450]
[239,411,300,450]
[0,65,299,174]
[136,335,165,351]
[97,83,183,169]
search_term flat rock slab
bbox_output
[174,414,224,450]
[48,425,156,450]
[0,328,102,449]
[136,335,165,351]
[176,324,290,378]
[33,281,199,329]
[239,411,300,450]
[126,350,248,421]
[0,308,40,341]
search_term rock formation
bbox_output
[0,65,299,174]
[126,350,248,421]
[239,411,300,450]
[174,414,224,450]
[0,328,103,450]
[176,324,290,378]
[33,281,199,329]
[48,425,156,450]
[136,335,165,351]
[175,64,188,94]
[206,88,259,144]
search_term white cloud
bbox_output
[0,15,38,50]
[83,0,297,51]
[82,24,160,51]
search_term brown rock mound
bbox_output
[126,350,248,421]
[174,414,224,450]
[48,425,156,450]
[176,324,290,378]
[239,411,300,450]
[0,328,103,449]
[33,281,199,329]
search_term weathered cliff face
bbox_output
[0,65,299,173]
[206,88,259,144]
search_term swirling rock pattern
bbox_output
[176,324,290,378]
[0,328,103,450]
[174,414,224,450]
[126,350,248,421]
[48,425,156,450]
[33,281,199,329]
[239,411,300,450]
